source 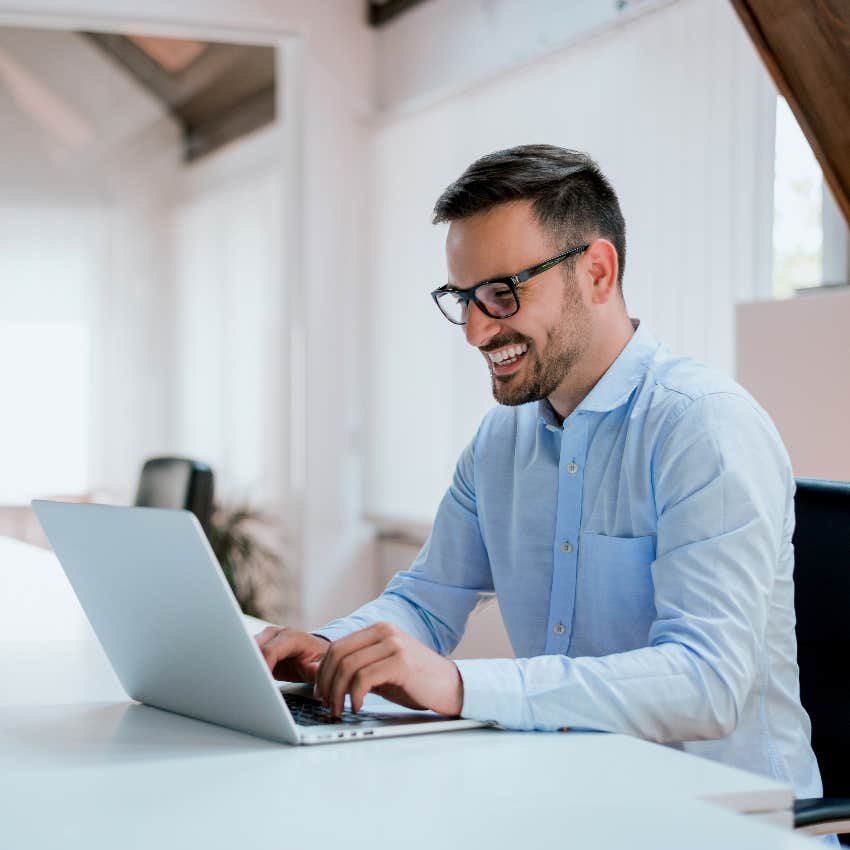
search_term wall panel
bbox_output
[367,0,778,523]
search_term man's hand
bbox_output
[255,626,330,683]
[313,622,464,719]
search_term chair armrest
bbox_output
[794,797,850,836]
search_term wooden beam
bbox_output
[730,0,850,228]
[82,33,276,162]
[184,85,275,162]
[368,0,431,28]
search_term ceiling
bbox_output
[78,3,435,161]
[82,32,276,162]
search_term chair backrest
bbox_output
[793,477,850,798]
[135,457,214,533]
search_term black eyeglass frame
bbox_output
[431,243,590,325]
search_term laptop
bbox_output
[31,500,489,745]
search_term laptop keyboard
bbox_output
[282,693,397,726]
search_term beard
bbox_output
[487,276,590,407]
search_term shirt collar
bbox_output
[537,319,660,427]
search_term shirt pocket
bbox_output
[578,533,657,654]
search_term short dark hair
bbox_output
[433,145,626,289]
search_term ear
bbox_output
[584,239,620,305]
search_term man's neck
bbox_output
[547,315,637,424]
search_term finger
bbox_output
[255,626,284,649]
[260,630,301,672]
[315,633,381,707]
[315,623,394,701]
[327,641,396,717]
[348,657,401,714]
[302,660,321,684]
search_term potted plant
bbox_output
[207,503,286,622]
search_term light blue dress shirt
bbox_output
[316,321,823,798]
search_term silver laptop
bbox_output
[31,500,488,745]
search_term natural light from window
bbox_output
[0,321,90,504]
[773,96,823,299]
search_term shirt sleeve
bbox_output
[455,393,791,741]
[312,437,495,656]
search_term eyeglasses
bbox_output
[431,244,589,325]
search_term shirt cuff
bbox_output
[310,626,353,643]
[454,658,531,730]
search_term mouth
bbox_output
[486,342,529,378]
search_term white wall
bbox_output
[366,0,778,523]
[0,27,181,505]
[0,1,786,642]
[170,128,285,508]
[0,1,377,629]
[0,27,292,514]
[376,0,672,113]
[166,128,297,616]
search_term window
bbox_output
[773,96,850,298]
[772,96,823,298]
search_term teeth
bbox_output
[488,343,527,364]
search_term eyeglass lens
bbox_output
[436,282,518,324]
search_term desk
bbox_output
[0,537,820,849]
[0,534,93,641]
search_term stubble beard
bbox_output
[490,277,590,407]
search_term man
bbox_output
[257,145,822,798]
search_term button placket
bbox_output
[546,418,587,653]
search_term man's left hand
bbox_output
[313,622,464,719]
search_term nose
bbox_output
[464,301,501,349]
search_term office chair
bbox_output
[792,478,850,841]
[134,457,214,534]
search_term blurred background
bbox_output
[0,0,847,655]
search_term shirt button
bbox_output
[554,623,566,636]
[560,541,573,553]
[567,461,579,474]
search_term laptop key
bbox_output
[282,693,396,726]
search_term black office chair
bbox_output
[792,478,850,841]
[134,457,214,534]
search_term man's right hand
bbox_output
[254,626,330,683]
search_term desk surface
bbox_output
[0,537,820,849]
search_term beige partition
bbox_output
[736,289,850,481]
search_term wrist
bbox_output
[448,661,464,716]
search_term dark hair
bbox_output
[432,145,626,289]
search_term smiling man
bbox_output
[257,145,822,799]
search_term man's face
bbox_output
[445,201,591,406]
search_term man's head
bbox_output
[432,145,628,410]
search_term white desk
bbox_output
[0,537,820,849]
[0,534,94,641]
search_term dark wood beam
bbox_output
[368,0,432,28]
[82,33,276,162]
[730,0,850,228]
[83,33,269,110]
[184,85,275,162]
